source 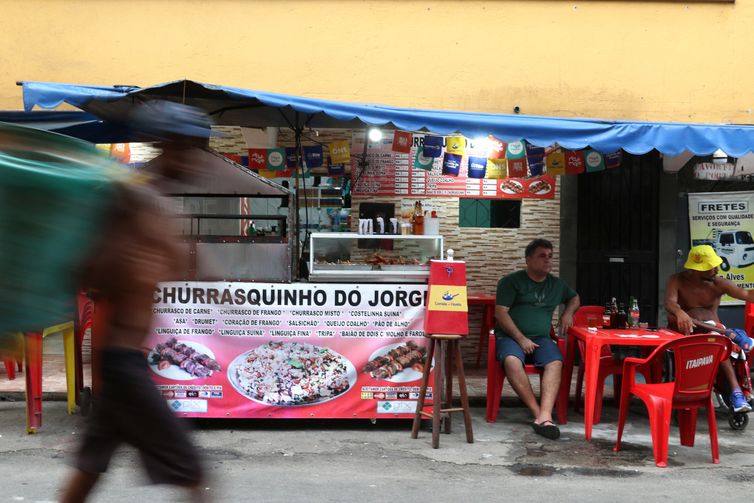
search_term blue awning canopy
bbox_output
[0,110,155,143]
[20,79,754,156]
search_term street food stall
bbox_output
[18,79,754,425]
[139,145,435,419]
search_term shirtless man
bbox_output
[665,244,754,413]
[61,102,212,503]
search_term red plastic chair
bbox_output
[74,291,94,405]
[744,301,754,337]
[1,333,24,380]
[614,334,731,467]
[486,327,565,423]
[573,305,624,423]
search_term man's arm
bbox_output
[664,274,693,334]
[495,305,539,355]
[717,277,754,303]
[558,294,580,334]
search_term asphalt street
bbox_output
[0,400,752,502]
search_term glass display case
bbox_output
[308,232,444,283]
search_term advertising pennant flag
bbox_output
[423,136,444,158]
[223,153,242,165]
[605,151,623,169]
[413,148,435,171]
[304,145,324,168]
[392,130,413,154]
[565,150,585,174]
[329,140,351,164]
[525,142,545,163]
[528,161,544,176]
[266,148,286,171]
[442,153,463,176]
[506,140,526,159]
[445,135,466,156]
[508,158,528,178]
[545,152,566,175]
[487,136,506,160]
[328,163,346,176]
[486,158,507,179]
[467,156,487,178]
[285,147,298,168]
[248,148,267,171]
[584,150,606,172]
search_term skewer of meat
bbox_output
[370,348,426,379]
[363,341,419,372]
[153,340,217,377]
[164,338,222,371]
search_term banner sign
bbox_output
[146,282,432,418]
[693,162,735,181]
[688,191,754,305]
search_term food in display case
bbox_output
[308,233,444,282]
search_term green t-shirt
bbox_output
[495,270,576,340]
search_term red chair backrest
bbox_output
[644,334,731,403]
[77,291,94,333]
[745,301,754,337]
[574,305,604,327]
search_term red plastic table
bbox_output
[468,293,496,368]
[557,326,683,440]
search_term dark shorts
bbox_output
[496,335,563,367]
[76,349,203,486]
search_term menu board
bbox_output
[146,282,432,419]
[351,134,555,199]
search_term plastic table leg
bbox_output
[62,325,76,414]
[24,332,43,434]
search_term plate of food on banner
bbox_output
[528,179,552,195]
[228,341,357,406]
[149,338,221,381]
[363,340,431,383]
[499,179,524,195]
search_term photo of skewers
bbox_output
[149,337,221,380]
[363,340,430,383]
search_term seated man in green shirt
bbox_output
[495,239,580,440]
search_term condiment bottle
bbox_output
[411,201,424,235]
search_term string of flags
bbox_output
[221,131,622,180]
[407,133,622,179]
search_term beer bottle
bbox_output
[617,302,627,329]
[602,302,611,328]
[629,296,641,328]
[610,297,619,329]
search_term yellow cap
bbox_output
[684,245,723,271]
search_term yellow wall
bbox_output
[2,0,753,123]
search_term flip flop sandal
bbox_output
[532,420,560,440]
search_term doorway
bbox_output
[576,152,661,324]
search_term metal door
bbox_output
[576,152,661,324]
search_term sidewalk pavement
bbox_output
[2,335,752,501]
[0,399,751,502]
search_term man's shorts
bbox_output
[76,349,203,486]
[496,335,562,367]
